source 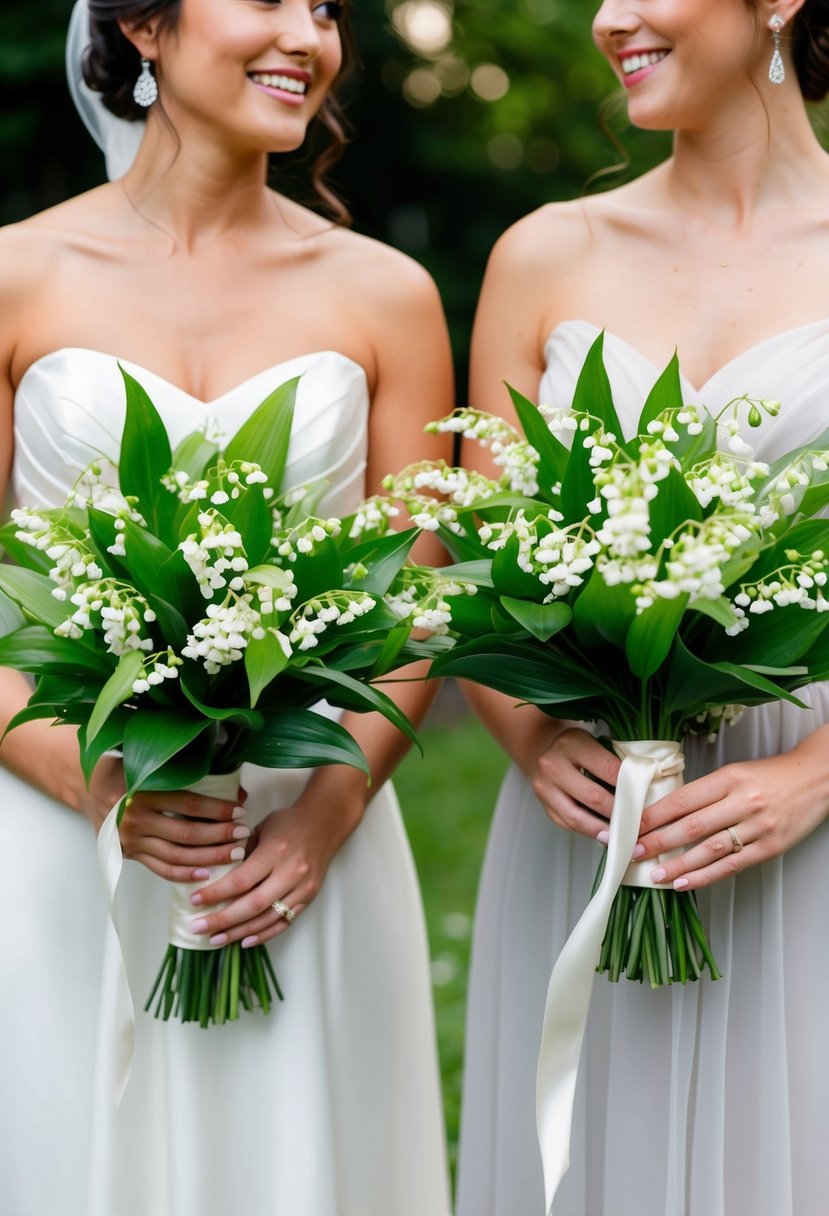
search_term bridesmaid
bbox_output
[0,2,452,1214]
[457,3,829,1215]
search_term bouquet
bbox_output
[0,366,453,1027]
[381,332,829,987]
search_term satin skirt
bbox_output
[0,763,450,1216]
[456,689,829,1216]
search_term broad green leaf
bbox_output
[559,415,601,525]
[0,522,54,574]
[223,377,298,489]
[570,331,623,440]
[171,431,219,480]
[507,384,569,497]
[290,533,344,604]
[672,411,717,466]
[572,565,635,649]
[284,479,331,526]
[3,702,65,737]
[136,744,214,792]
[625,594,689,679]
[79,708,130,788]
[491,530,546,599]
[370,623,412,677]
[221,484,272,566]
[500,596,572,642]
[245,564,296,593]
[709,660,808,708]
[297,664,421,749]
[117,365,173,537]
[664,635,809,717]
[636,352,683,436]
[715,600,829,667]
[243,631,291,708]
[430,636,604,704]
[230,707,370,775]
[687,597,741,629]
[0,626,111,677]
[742,519,829,587]
[432,559,494,588]
[443,586,507,637]
[647,466,702,547]
[87,650,144,744]
[122,709,211,793]
[180,680,266,728]
[0,567,67,629]
[435,523,489,563]
[344,528,419,595]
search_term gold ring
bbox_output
[727,826,743,853]
[272,900,296,924]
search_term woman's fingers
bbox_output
[533,726,619,837]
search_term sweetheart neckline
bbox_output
[545,317,829,397]
[15,347,368,407]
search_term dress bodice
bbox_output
[539,318,829,459]
[12,348,370,515]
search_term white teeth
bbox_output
[250,72,308,94]
[621,50,668,75]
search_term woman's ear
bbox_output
[116,18,160,62]
[766,0,809,28]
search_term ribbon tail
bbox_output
[96,798,135,1107]
[536,753,658,1216]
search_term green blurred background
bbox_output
[0,0,672,1184]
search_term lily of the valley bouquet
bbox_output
[0,368,453,1026]
[383,333,829,987]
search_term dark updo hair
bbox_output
[791,0,829,101]
[82,0,357,222]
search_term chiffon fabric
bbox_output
[0,348,450,1216]
[456,319,829,1216]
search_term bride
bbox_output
[457,2,829,1215]
[0,2,452,1214]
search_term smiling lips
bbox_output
[249,69,311,103]
[620,49,670,85]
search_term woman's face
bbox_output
[151,0,344,155]
[591,0,764,131]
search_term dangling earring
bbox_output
[769,13,786,85]
[133,58,158,108]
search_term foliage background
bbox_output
[0,0,672,399]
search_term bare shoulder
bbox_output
[320,222,441,312]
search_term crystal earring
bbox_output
[133,58,158,108]
[769,14,786,85]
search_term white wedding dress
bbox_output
[0,348,450,1216]
[456,319,829,1216]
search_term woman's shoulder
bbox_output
[0,187,114,295]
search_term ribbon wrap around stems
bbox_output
[535,740,685,1216]
[97,769,244,1105]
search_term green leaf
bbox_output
[122,709,211,793]
[709,660,808,708]
[506,385,569,497]
[647,466,702,547]
[572,565,636,649]
[87,650,144,744]
[344,529,419,595]
[297,664,421,748]
[117,365,173,536]
[432,559,494,588]
[221,484,272,566]
[180,680,266,728]
[687,597,740,629]
[0,626,112,677]
[171,431,219,480]
[491,530,546,599]
[664,635,808,718]
[291,533,344,604]
[500,597,572,642]
[0,567,68,629]
[243,631,291,708]
[245,564,296,593]
[570,331,623,440]
[717,601,829,668]
[625,594,689,680]
[79,708,130,788]
[636,352,683,435]
[230,707,370,775]
[430,636,604,704]
[369,622,413,676]
[223,377,298,489]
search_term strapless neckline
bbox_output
[16,346,367,408]
[546,316,829,397]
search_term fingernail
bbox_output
[651,867,667,883]
[190,892,204,906]
[241,935,258,949]
[633,844,646,859]
[597,830,609,845]
[191,918,208,934]
[232,825,251,840]
[232,806,247,821]
[209,933,228,946]
[230,847,246,861]
[673,877,689,890]
[192,869,210,881]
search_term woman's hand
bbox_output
[81,753,251,883]
[532,725,621,839]
[637,732,829,890]
[186,794,358,948]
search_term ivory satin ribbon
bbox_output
[535,740,685,1216]
[96,770,243,1105]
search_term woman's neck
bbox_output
[120,113,276,250]
[664,89,829,225]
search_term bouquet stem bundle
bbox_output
[146,940,282,1026]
